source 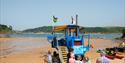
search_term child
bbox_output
[75,55,82,63]
[47,51,52,63]
[67,48,74,63]
[69,52,75,63]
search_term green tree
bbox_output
[0,24,13,33]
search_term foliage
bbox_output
[22,26,125,33]
[0,24,13,33]
[84,27,125,33]
[121,29,125,38]
[23,26,52,33]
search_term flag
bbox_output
[71,16,76,24]
[53,16,58,23]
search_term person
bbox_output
[67,48,74,63]
[96,51,110,63]
[75,55,82,63]
[82,56,86,63]
[52,51,60,63]
[85,57,91,63]
[124,55,125,62]
[82,56,91,63]
[69,52,75,63]
[47,50,52,63]
[56,53,61,63]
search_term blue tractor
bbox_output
[47,24,91,56]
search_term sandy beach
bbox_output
[0,38,125,63]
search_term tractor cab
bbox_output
[65,25,82,47]
[65,25,89,55]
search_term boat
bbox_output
[47,15,91,63]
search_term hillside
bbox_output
[22,26,125,33]
[22,26,52,33]
[83,27,125,33]
[0,24,13,34]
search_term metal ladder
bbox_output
[58,46,68,63]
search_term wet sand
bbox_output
[0,38,56,63]
[0,38,125,63]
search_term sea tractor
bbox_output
[47,15,91,63]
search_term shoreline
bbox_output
[0,33,122,40]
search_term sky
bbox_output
[0,0,125,30]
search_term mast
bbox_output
[76,14,78,25]
[76,14,79,37]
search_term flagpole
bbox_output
[76,14,78,25]
[52,16,54,35]
[76,14,78,37]
[71,16,73,24]
[52,16,58,47]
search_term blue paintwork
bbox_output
[73,46,88,55]
[66,33,90,55]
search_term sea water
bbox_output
[0,33,122,39]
